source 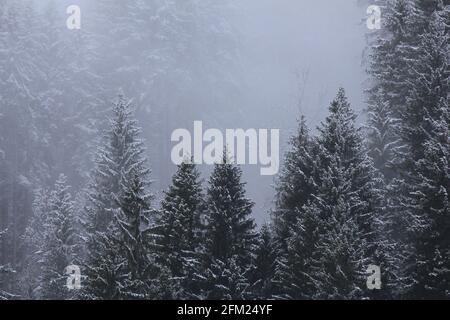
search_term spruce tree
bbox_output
[112,171,161,299]
[312,89,386,299]
[407,109,450,298]
[251,224,277,299]
[39,174,80,300]
[271,116,321,299]
[366,0,450,298]
[156,160,204,298]
[21,188,52,299]
[272,117,320,253]
[273,204,323,299]
[205,152,257,266]
[393,10,450,298]
[200,151,257,299]
[82,97,160,299]
[366,0,415,179]
[278,89,388,299]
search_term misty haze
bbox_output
[0,0,449,301]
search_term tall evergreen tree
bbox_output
[112,171,162,299]
[310,89,386,299]
[205,152,257,266]
[82,97,161,299]
[156,160,204,298]
[366,0,415,179]
[392,10,450,298]
[251,223,277,299]
[366,0,450,299]
[200,151,257,299]
[277,89,389,299]
[271,117,320,299]
[20,188,52,299]
[38,174,80,300]
[272,117,320,253]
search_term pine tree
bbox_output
[204,152,257,267]
[39,174,80,300]
[271,116,321,299]
[272,116,320,253]
[408,109,450,298]
[273,204,323,299]
[392,10,450,298]
[200,151,257,299]
[251,224,277,299]
[312,89,387,299]
[278,89,389,299]
[82,97,160,300]
[366,0,450,298]
[112,171,161,299]
[156,160,204,298]
[400,10,449,163]
[366,0,415,179]
[20,188,52,299]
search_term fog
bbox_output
[3,0,448,301]
[2,0,369,225]
[236,0,367,223]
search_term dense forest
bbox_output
[0,0,449,299]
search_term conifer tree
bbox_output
[278,89,389,299]
[204,152,257,267]
[366,0,415,179]
[251,224,277,299]
[271,117,321,299]
[20,188,51,299]
[392,10,450,298]
[199,151,257,299]
[39,174,80,300]
[156,160,204,298]
[272,117,320,253]
[366,0,450,298]
[311,89,386,299]
[112,171,161,299]
[82,97,161,299]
